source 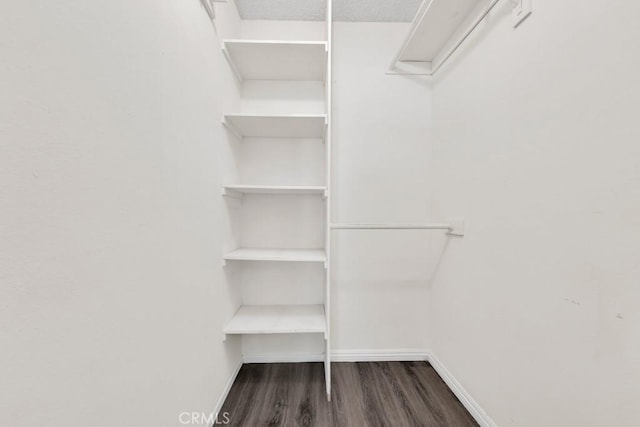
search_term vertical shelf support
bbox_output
[322,117,328,144]
[324,0,333,403]
[322,45,329,86]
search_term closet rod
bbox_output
[331,223,452,230]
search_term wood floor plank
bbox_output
[261,364,288,426]
[331,363,367,427]
[388,361,444,426]
[358,362,405,427]
[375,361,425,427]
[411,362,479,427]
[220,362,478,427]
[280,364,306,426]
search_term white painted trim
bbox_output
[243,353,325,364]
[243,350,428,364]
[212,358,243,417]
[427,353,497,427]
[331,349,429,362]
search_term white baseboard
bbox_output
[243,349,428,363]
[331,349,429,362]
[426,353,496,427]
[228,349,495,427]
[243,353,324,363]
[212,358,243,417]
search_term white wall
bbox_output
[0,1,242,426]
[429,1,640,426]
[332,23,434,352]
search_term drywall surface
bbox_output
[332,22,434,352]
[0,1,241,426]
[429,1,640,426]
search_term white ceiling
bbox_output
[234,0,423,22]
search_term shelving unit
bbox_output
[223,248,326,263]
[222,40,327,82]
[223,114,327,139]
[220,2,333,401]
[224,305,326,336]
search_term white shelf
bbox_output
[223,185,326,197]
[223,114,327,139]
[224,247,327,263]
[390,0,494,75]
[222,40,327,81]
[224,304,327,336]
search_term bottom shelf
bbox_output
[224,304,326,336]
[224,248,326,263]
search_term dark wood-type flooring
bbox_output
[220,362,478,427]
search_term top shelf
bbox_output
[390,0,493,74]
[222,40,328,82]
